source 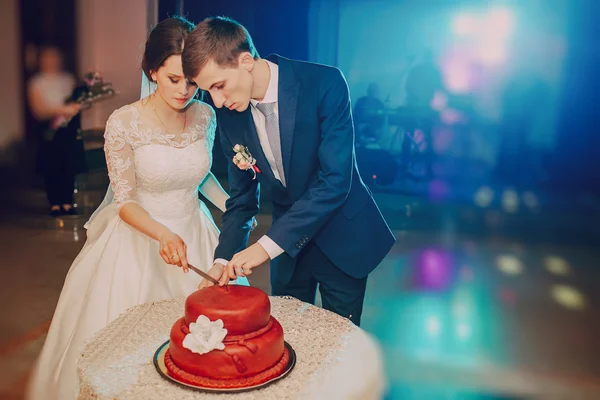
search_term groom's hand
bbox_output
[219,243,269,286]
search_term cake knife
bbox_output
[187,263,220,285]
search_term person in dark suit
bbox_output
[183,17,395,326]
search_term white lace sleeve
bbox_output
[196,101,229,211]
[199,101,216,152]
[104,112,137,208]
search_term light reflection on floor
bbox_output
[1,186,600,399]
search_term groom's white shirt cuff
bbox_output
[258,235,285,259]
[213,258,229,267]
[212,235,284,267]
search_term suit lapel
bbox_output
[272,55,299,186]
[240,109,277,182]
[278,83,298,184]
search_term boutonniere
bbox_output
[233,144,261,179]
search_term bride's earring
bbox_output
[150,73,158,98]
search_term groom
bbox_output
[183,17,395,326]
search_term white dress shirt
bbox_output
[214,60,285,267]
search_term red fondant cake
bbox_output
[166,285,289,388]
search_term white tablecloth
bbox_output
[78,296,386,399]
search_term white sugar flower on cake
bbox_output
[182,315,228,355]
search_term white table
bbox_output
[78,296,386,399]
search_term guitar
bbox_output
[45,71,117,140]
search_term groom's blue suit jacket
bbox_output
[213,55,395,284]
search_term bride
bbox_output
[26,16,249,400]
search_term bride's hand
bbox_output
[158,229,189,273]
[198,263,224,289]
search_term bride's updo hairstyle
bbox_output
[142,16,195,82]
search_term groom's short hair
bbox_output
[182,16,259,78]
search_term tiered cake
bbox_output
[165,285,290,388]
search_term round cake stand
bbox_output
[153,340,296,393]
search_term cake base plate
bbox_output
[153,340,296,393]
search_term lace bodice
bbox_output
[104,100,216,218]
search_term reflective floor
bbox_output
[0,175,599,399]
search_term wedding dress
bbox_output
[26,100,248,400]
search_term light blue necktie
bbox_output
[256,102,286,186]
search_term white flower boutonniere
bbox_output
[233,144,261,179]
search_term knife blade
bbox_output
[187,263,220,285]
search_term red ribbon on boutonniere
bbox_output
[232,144,261,179]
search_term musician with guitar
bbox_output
[28,46,114,217]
